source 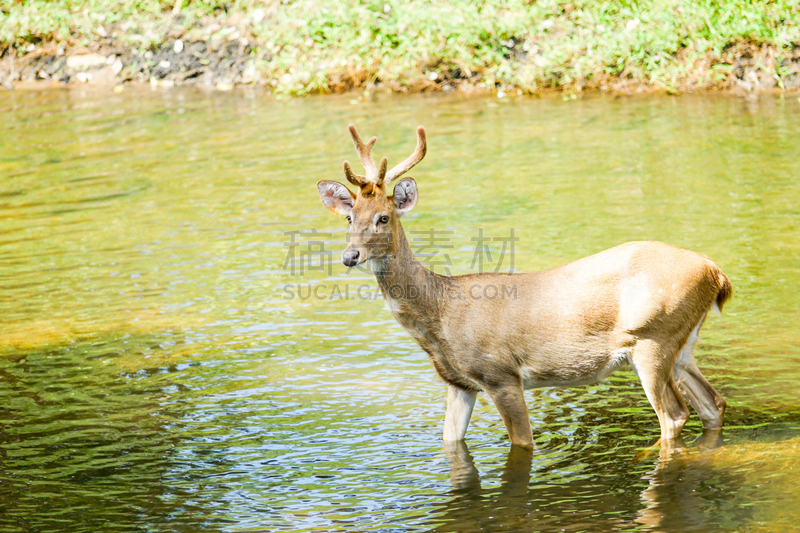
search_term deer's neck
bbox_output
[373,221,480,392]
[371,222,448,317]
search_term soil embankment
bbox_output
[2,2,799,95]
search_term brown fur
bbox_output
[318,125,732,449]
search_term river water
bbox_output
[1,86,799,532]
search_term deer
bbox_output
[317,124,732,450]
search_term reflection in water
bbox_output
[438,439,645,532]
[635,432,751,533]
[435,442,533,532]
[437,435,748,533]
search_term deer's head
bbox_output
[318,124,426,267]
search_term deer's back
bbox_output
[438,241,725,388]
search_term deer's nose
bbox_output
[342,250,360,267]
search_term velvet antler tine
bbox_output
[348,124,364,148]
[376,157,388,185]
[387,126,427,183]
[343,161,365,187]
[359,137,378,178]
[348,124,378,180]
[346,123,423,187]
[361,137,378,179]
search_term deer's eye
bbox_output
[346,216,352,223]
[379,215,390,224]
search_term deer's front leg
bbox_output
[485,384,533,449]
[443,385,477,442]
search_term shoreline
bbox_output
[2,2,799,96]
[3,40,797,96]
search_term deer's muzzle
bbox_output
[342,249,361,267]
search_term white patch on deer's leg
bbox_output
[675,319,702,373]
[443,386,477,442]
[626,351,640,380]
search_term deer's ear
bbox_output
[392,178,417,215]
[318,181,355,215]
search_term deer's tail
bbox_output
[711,265,733,315]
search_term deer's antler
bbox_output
[386,126,426,183]
[342,124,426,189]
[342,124,387,186]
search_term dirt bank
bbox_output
[2,4,800,95]
[1,37,255,90]
[4,38,800,96]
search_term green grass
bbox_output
[2,0,799,93]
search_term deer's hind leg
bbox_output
[673,320,726,430]
[630,339,690,443]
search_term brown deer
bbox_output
[317,124,731,449]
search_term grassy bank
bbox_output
[2,0,800,93]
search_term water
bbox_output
[1,86,799,532]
